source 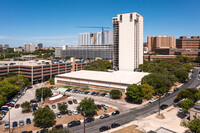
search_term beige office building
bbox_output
[147,36,175,52]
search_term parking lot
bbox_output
[0,83,120,133]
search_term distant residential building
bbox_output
[78,31,113,45]
[37,43,43,49]
[42,46,54,50]
[24,43,35,52]
[147,36,175,52]
[113,12,143,71]
[14,48,23,52]
[0,44,3,50]
[176,36,200,51]
[4,44,9,49]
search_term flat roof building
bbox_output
[55,70,148,92]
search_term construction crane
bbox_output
[77,26,111,45]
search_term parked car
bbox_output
[52,104,56,109]
[63,102,68,105]
[112,110,120,116]
[67,110,72,115]
[85,117,95,123]
[73,99,78,104]
[100,114,109,119]
[67,120,81,127]
[73,110,78,115]
[36,128,48,133]
[15,104,20,108]
[178,108,184,113]
[97,105,102,109]
[68,101,73,104]
[56,112,62,118]
[57,103,62,106]
[12,121,18,127]
[33,107,37,112]
[1,106,9,111]
[45,105,50,108]
[53,124,63,130]
[173,88,179,91]
[111,123,120,128]
[99,126,110,132]
[160,104,168,110]
[5,103,14,107]
[30,99,39,103]
[174,98,180,103]
[19,120,24,126]
[4,121,9,129]
[26,118,31,125]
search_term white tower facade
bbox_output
[113,12,143,71]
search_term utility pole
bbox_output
[83,111,86,133]
[158,94,161,115]
[9,109,10,133]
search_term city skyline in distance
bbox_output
[0,0,200,47]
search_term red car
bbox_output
[5,103,14,107]
[30,99,39,103]
[15,104,20,108]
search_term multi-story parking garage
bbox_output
[0,60,91,84]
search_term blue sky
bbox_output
[0,0,200,47]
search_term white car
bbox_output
[178,108,183,113]
[73,110,78,115]
[56,112,62,118]
[4,121,9,129]
[149,98,156,103]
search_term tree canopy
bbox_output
[33,107,56,128]
[140,58,193,95]
[21,101,32,112]
[84,60,112,71]
[126,84,144,104]
[186,116,200,133]
[140,84,154,100]
[36,87,53,99]
[110,90,122,99]
[181,99,194,111]
[77,98,98,117]
[0,74,30,107]
[58,104,68,114]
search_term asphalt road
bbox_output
[70,68,199,133]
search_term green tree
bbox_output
[140,84,154,100]
[177,88,198,101]
[0,95,7,107]
[187,116,200,133]
[181,99,194,111]
[36,87,53,99]
[84,60,112,71]
[33,107,56,128]
[109,90,122,99]
[21,101,32,112]
[126,84,144,104]
[49,78,55,85]
[174,69,188,83]
[77,98,98,117]
[58,104,68,114]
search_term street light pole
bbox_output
[158,94,161,115]
[83,111,86,133]
[9,109,10,133]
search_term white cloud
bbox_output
[0,35,7,39]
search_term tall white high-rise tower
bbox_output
[113,12,143,71]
